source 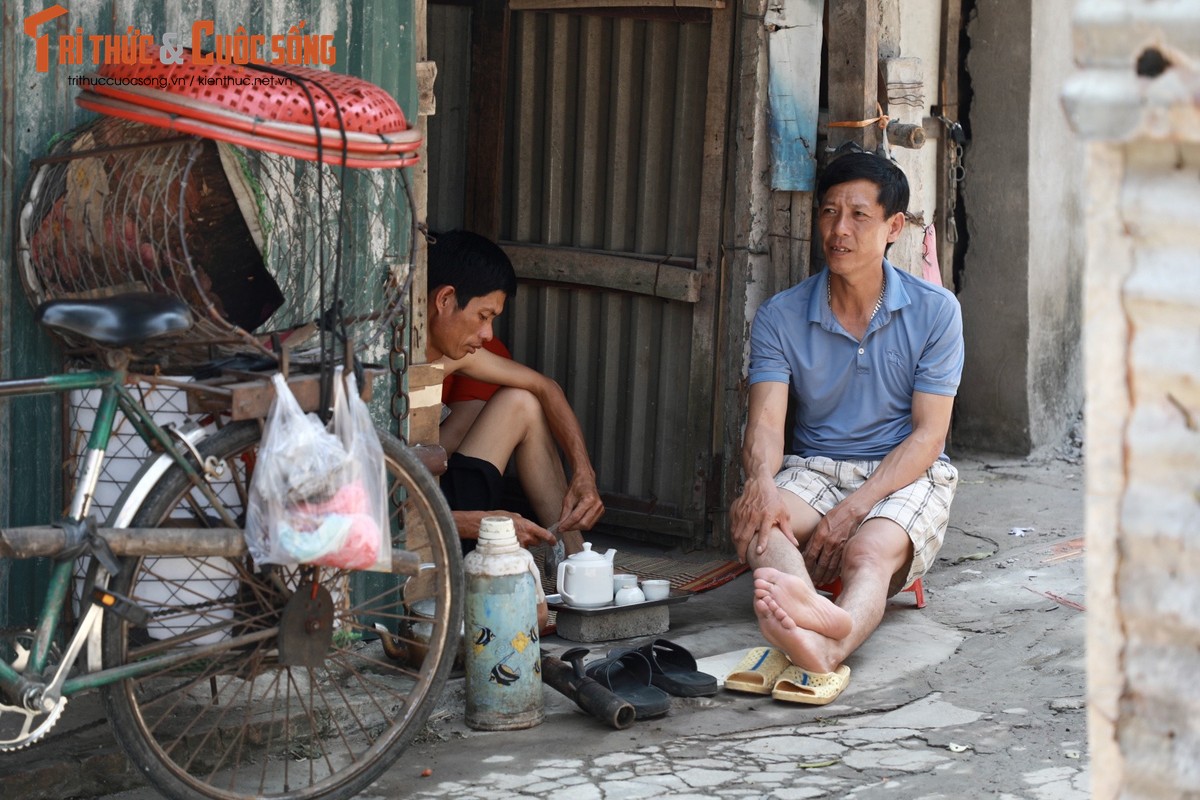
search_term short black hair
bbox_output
[817,151,909,218]
[426,230,518,308]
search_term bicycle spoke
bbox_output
[100,422,461,800]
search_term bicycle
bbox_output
[0,292,463,800]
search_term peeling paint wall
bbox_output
[877,0,944,277]
[0,0,417,624]
[956,0,1085,454]
[1063,1,1200,796]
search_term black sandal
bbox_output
[584,650,671,719]
[636,639,718,698]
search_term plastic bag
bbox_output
[245,370,391,572]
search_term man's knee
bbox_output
[843,520,911,579]
[490,386,542,423]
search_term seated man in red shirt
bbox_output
[428,230,601,559]
[440,336,512,455]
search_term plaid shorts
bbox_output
[774,455,959,589]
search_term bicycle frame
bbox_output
[0,366,234,703]
[0,366,429,713]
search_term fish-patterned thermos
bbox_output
[463,516,545,730]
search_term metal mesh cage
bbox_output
[17,116,415,373]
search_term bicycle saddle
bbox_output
[36,293,193,347]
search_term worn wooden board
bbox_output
[766,0,823,191]
[503,243,702,303]
[405,362,445,446]
[826,0,880,152]
[184,368,384,420]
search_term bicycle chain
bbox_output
[390,300,410,443]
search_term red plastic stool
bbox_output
[816,576,926,608]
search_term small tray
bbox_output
[546,589,690,615]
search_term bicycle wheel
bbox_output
[100,420,461,800]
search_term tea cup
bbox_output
[614,585,645,606]
[641,579,670,602]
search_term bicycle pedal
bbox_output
[92,587,152,628]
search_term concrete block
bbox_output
[554,604,671,643]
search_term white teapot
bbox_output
[556,542,616,608]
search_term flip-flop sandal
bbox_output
[636,639,718,697]
[585,651,671,719]
[771,664,851,705]
[724,646,790,695]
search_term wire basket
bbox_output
[17,115,416,372]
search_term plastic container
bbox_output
[463,516,545,730]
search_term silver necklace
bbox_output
[828,274,887,321]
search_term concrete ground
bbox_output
[2,446,1088,799]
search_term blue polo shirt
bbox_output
[748,259,963,461]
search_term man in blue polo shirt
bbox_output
[730,152,964,683]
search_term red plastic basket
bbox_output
[79,48,422,167]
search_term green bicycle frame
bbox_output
[0,367,232,697]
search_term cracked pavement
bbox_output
[372,449,1088,800]
[16,449,1088,799]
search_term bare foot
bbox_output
[753,567,853,640]
[754,596,840,673]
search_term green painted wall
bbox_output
[0,0,418,626]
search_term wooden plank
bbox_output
[766,0,824,190]
[714,0,770,550]
[937,0,962,124]
[791,191,814,282]
[597,507,695,541]
[770,192,794,294]
[826,0,879,152]
[502,243,702,302]
[0,526,424,575]
[936,0,963,288]
[406,362,445,446]
[463,0,510,239]
[676,0,729,544]
[412,0,433,416]
[510,0,722,9]
[186,369,384,421]
[416,60,438,117]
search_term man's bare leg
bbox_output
[440,399,487,456]
[747,523,853,647]
[752,518,911,673]
[455,388,582,552]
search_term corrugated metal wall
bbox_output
[502,12,712,537]
[426,3,472,231]
[1,0,417,625]
[501,13,709,254]
[425,7,716,541]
